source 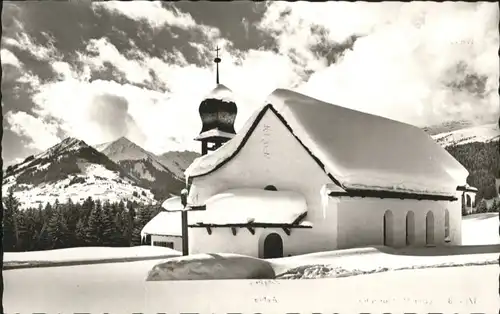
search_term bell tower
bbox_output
[195,46,237,156]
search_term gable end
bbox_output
[189,104,344,189]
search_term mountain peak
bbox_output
[115,136,134,144]
[38,137,89,158]
[95,136,155,165]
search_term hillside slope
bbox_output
[3,138,156,209]
[94,137,188,199]
[429,123,499,201]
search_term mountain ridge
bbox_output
[3,136,199,209]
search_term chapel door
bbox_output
[263,233,283,258]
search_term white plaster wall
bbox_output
[150,235,183,251]
[188,109,343,255]
[462,191,477,214]
[188,226,314,258]
[335,198,462,249]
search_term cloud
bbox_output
[81,38,152,85]
[1,49,23,68]
[4,32,60,61]
[5,111,61,150]
[23,40,303,155]
[259,2,499,126]
[93,1,196,29]
[87,93,147,144]
[6,1,498,164]
[92,1,221,41]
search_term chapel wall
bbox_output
[335,198,462,249]
[188,109,341,254]
[150,235,183,252]
[188,226,314,258]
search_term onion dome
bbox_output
[198,84,237,136]
[195,46,237,141]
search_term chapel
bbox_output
[142,48,472,258]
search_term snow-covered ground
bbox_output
[431,123,499,147]
[271,245,499,279]
[4,261,496,313]
[3,176,156,210]
[3,162,157,209]
[4,246,180,266]
[462,212,499,245]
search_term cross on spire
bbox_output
[214,45,222,84]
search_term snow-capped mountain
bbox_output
[93,137,187,198]
[422,120,475,136]
[3,138,157,210]
[431,123,499,147]
[94,137,172,180]
[94,137,199,181]
[157,150,200,179]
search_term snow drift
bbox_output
[146,253,275,281]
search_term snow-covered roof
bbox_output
[203,84,235,103]
[186,89,469,197]
[161,196,185,212]
[141,211,183,237]
[189,188,308,226]
[194,129,236,141]
[457,185,478,193]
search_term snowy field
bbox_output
[431,123,499,147]
[4,246,180,268]
[4,261,497,313]
[462,212,500,245]
[2,162,157,210]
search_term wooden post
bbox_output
[201,141,208,156]
[180,189,189,256]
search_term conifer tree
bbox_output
[118,210,132,246]
[489,199,498,212]
[477,199,487,213]
[86,199,103,245]
[3,188,20,251]
[75,218,87,247]
[44,202,53,221]
[47,210,70,249]
[131,206,154,246]
[15,209,28,251]
[101,202,121,246]
[38,224,52,250]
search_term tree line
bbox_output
[2,188,161,252]
[446,141,499,201]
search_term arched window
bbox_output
[383,210,394,246]
[466,195,471,207]
[444,209,450,241]
[406,211,415,246]
[426,211,435,245]
[264,185,278,191]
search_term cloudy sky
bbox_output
[1,1,499,166]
